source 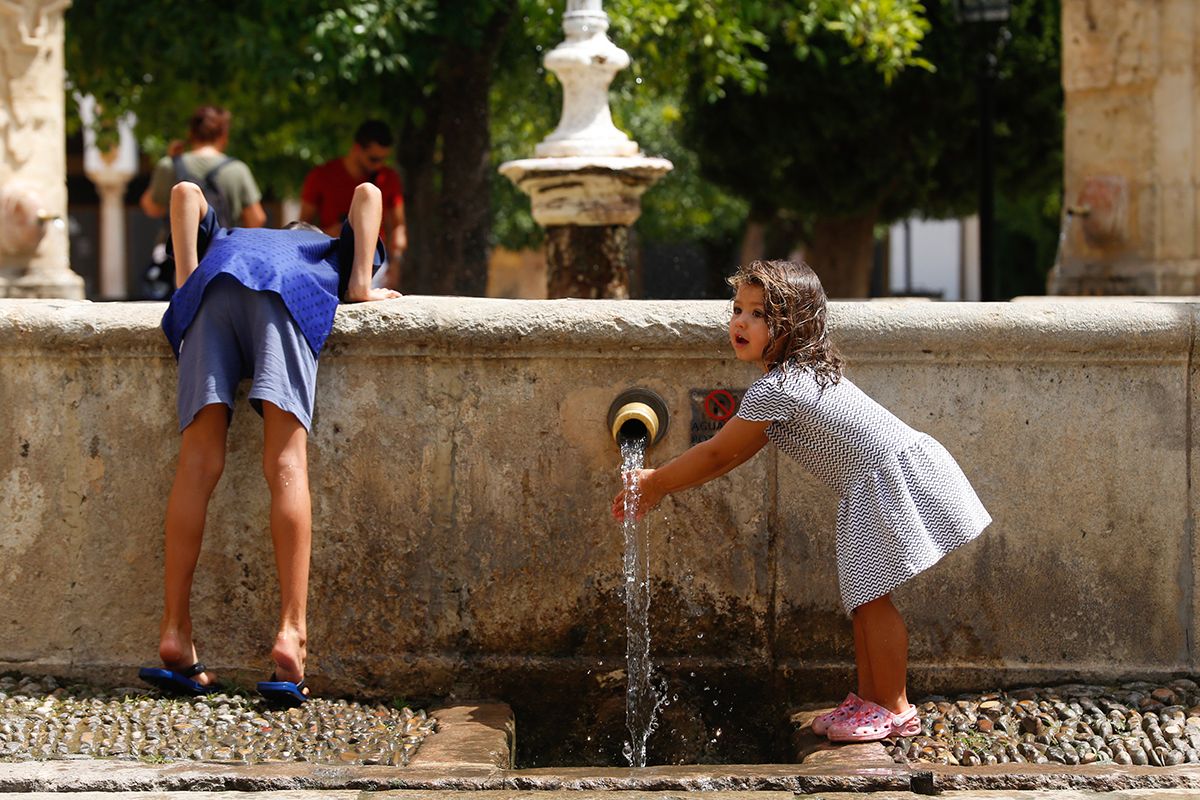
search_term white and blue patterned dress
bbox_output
[737,364,991,614]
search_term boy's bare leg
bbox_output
[169,182,209,288]
[853,593,911,714]
[262,402,311,687]
[160,403,229,684]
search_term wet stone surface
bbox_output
[890,679,1200,768]
[0,674,435,766]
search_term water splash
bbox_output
[619,433,663,767]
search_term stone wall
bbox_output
[0,298,1194,714]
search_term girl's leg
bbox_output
[160,403,229,683]
[261,402,311,686]
[852,610,877,703]
[852,593,910,714]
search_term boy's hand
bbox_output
[346,287,402,303]
[612,468,663,521]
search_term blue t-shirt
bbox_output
[161,208,384,358]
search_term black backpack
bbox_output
[172,154,237,227]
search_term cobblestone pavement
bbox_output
[11,668,1200,793]
[891,679,1200,768]
[0,673,435,766]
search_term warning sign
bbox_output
[703,389,737,422]
[689,388,746,445]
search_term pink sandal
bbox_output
[810,692,864,735]
[826,701,920,742]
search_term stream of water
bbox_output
[619,432,663,767]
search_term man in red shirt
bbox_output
[301,120,407,287]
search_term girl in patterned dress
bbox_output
[612,259,990,743]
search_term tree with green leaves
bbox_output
[679,0,1061,298]
[67,0,933,295]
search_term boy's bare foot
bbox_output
[270,627,308,692]
[158,622,216,685]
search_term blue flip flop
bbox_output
[138,663,215,696]
[256,675,308,707]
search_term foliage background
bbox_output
[65,0,1060,298]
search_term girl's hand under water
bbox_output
[612,468,663,521]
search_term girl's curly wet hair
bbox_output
[728,259,844,386]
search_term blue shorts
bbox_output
[177,275,317,432]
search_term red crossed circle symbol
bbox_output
[704,389,736,422]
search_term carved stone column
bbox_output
[80,95,137,300]
[1050,0,1199,295]
[499,0,671,299]
[0,0,83,299]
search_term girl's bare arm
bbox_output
[613,416,770,519]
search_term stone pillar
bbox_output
[80,96,137,300]
[0,0,83,299]
[546,224,631,299]
[1050,0,1199,295]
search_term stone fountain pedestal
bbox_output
[499,0,671,299]
[499,155,671,298]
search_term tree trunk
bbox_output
[433,1,516,296]
[398,98,441,295]
[738,219,768,266]
[546,225,631,299]
[805,210,879,299]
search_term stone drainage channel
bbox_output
[7,675,1200,794]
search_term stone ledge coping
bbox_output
[0,297,1192,361]
[5,759,1200,793]
[498,155,675,175]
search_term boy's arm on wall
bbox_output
[343,183,401,303]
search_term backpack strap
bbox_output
[201,157,236,227]
[171,154,198,183]
[203,156,236,183]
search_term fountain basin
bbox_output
[0,296,1195,763]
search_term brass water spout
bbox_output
[608,388,669,446]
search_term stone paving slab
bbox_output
[923,763,1200,791]
[10,761,1200,794]
[13,789,1200,799]
[410,703,514,770]
[0,795,751,800]
[812,793,1200,799]
[790,705,894,767]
